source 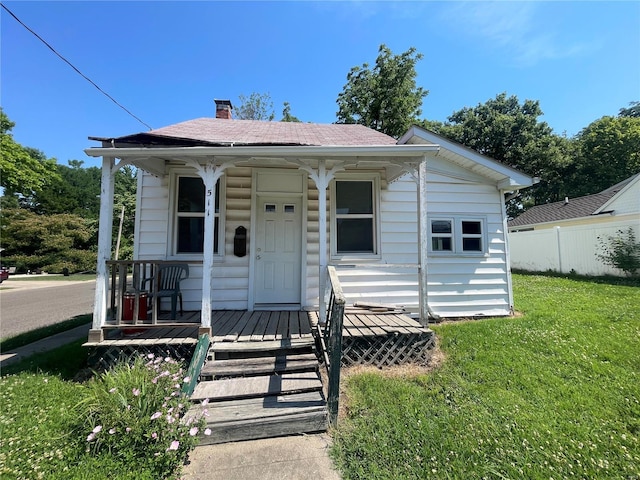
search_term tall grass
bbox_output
[332,274,640,479]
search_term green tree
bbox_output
[336,44,428,138]
[27,160,101,216]
[0,207,96,273]
[572,115,640,196]
[281,102,301,122]
[619,101,640,118]
[235,92,275,120]
[422,93,575,214]
[0,108,59,197]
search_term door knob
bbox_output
[256,255,261,260]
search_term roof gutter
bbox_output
[84,144,440,159]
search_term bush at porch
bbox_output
[0,354,207,480]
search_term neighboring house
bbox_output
[85,101,533,341]
[508,173,640,276]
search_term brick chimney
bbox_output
[215,99,233,119]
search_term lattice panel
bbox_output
[87,344,196,371]
[341,333,435,367]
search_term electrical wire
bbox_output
[1,3,153,130]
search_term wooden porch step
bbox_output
[186,391,327,445]
[210,337,314,353]
[191,371,323,403]
[200,353,318,380]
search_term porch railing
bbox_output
[106,260,195,326]
[320,265,345,427]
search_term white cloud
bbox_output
[439,2,595,66]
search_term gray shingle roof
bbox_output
[108,118,398,147]
[508,174,639,227]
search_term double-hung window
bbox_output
[332,178,379,257]
[175,176,222,255]
[429,217,486,254]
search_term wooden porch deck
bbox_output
[314,306,435,367]
[89,310,314,347]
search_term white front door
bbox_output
[254,196,302,306]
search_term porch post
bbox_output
[317,161,328,323]
[418,156,429,325]
[89,156,116,342]
[199,164,217,335]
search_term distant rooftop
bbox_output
[508,174,639,227]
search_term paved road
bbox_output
[0,279,95,339]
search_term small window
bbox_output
[429,217,485,254]
[284,205,295,214]
[265,204,276,213]
[334,180,376,254]
[175,176,221,255]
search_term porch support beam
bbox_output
[417,156,429,326]
[300,160,344,323]
[186,158,231,334]
[89,156,116,342]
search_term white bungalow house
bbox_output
[85,101,533,343]
[509,173,640,276]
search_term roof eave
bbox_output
[84,144,440,159]
[399,125,535,190]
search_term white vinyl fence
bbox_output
[509,219,640,277]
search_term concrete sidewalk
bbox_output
[181,433,341,480]
[0,323,90,368]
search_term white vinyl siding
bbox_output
[136,162,512,317]
[335,171,510,317]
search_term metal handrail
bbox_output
[321,265,345,427]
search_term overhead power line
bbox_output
[2,3,152,130]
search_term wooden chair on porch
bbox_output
[143,263,189,319]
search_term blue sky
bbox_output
[2,1,639,168]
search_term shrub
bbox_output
[77,354,208,479]
[596,228,640,276]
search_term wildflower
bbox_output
[126,427,131,433]
[109,428,116,435]
[132,388,140,397]
[204,428,211,436]
[109,387,117,393]
[201,398,209,406]
[189,427,199,436]
[150,412,162,420]
[167,440,180,451]
[147,353,155,359]
[183,376,191,383]
[92,425,103,434]
[43,378,48,383]
[87,433,95,442]
[152,432,158,439]
[164,357,171,363]
[166,415,175,424]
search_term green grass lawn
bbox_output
[332,274,640,479]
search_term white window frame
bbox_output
[428,216,487,255]
[330,174,381,260]
[169,172,225,260]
